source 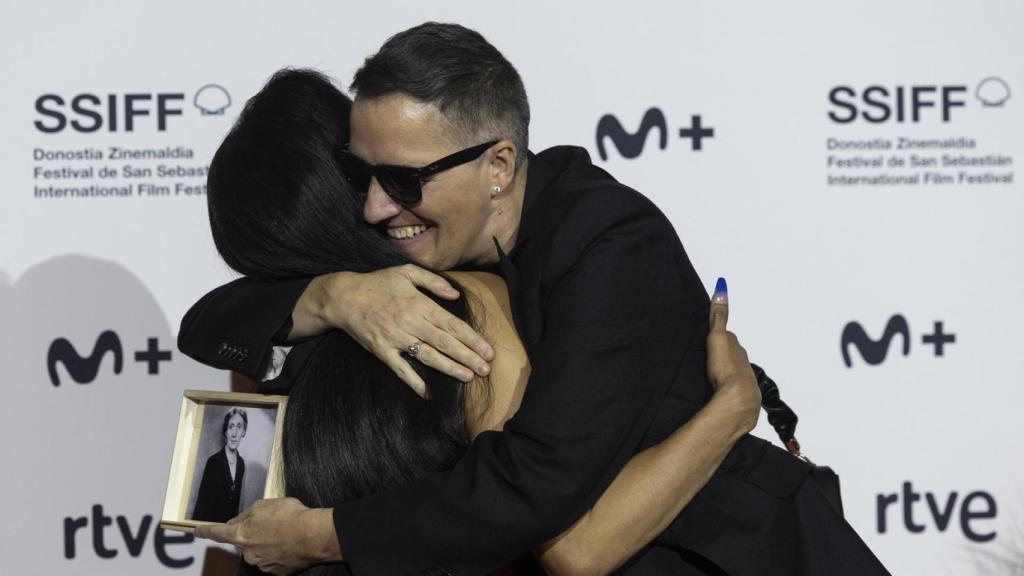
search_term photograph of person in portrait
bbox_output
[187,404,277,523]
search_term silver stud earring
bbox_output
[493,186,502,194]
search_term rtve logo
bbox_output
[34,84,231,133]
[877,482,997,543]
[64,504,194,568]
[828,77,1010,124]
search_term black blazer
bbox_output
[179,146,887,575]
[192,447,245,524]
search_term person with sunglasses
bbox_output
[336,140,499,207]
[181,23,888,576]
[193,68,771,576]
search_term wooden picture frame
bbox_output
[160,390,287,533]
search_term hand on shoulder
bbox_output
[293,265,496,397]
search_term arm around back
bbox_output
[333,189,711,575]
[536,293,761,576]
[178,276,313,381]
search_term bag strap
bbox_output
[751,363,810,462]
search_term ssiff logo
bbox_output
[828,77,1010,124]
[34,84,232,133]
[975,77,1011,107]
[194,84,232,115]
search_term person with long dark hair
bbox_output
[197,68,766,575]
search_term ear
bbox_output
[487,139,518,195]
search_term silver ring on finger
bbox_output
[407,342,422,358]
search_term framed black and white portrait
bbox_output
[161,390,287,532]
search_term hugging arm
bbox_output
[184,186,755,575]
[536,295,760,576]
[330,197,738,575]
[178,276,312,381]
[177,267,491,394]
[191,203,754,576]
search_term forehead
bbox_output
[349,93,455,165]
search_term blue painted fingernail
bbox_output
[712,277,728,303]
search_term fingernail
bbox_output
[460,369,474,382]
[477,363,490,376]
[712,277,728,304]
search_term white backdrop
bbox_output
[1,1,1021,574]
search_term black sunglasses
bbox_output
[336,140,499,205]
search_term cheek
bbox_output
[426,177,491,261]
[441,204,486,246]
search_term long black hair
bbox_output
[207,69,476,572]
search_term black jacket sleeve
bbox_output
[333,191,706,575]
[177,276,313,381]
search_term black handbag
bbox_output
[751,363,844,515]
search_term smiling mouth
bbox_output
[387,225,428,240]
